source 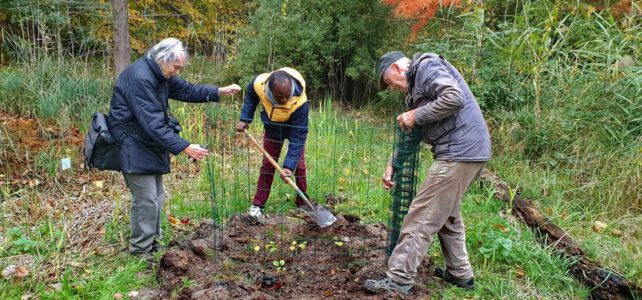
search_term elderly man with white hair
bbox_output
[108,38,241,262]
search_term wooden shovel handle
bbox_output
[243,129,310,203]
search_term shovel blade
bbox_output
[303,206,336,228]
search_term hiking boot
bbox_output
[364,276,413,295]
[434,267,475,290]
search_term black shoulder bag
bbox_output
[83,112,121,171]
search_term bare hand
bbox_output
[183,144,209,161]
[382,164,395,191]
[236,121,249,132]
[396,109,417,132]
[218,84,242,96]
[280,168,293,179]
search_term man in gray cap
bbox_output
[364,51,491,295]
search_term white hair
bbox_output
[147,38,187,63]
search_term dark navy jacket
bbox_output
[240,77,309,170]
[108,57,219,174]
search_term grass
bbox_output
[432,184,590,299]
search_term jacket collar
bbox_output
[144,55,168,82]
[405,53,443,107]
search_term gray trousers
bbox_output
[123,173,165,253]
[387,161,485,285]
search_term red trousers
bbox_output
[252,132,307,207]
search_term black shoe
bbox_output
[434,267,475,290]
[150,244,166,254]
[130,251,155,265]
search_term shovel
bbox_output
[244,129,337,228]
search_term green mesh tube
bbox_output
[387,126,421,257]
[206,151,219,225]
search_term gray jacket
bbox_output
[407,53,491,162]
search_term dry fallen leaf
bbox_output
[15,266,29,278]
[20,293,33,300]
[168,215,180,226]
[28,179,40,188]
[45,199,56,209]
[559,212,568,220]
[611,229,624,237]
[113,293,123,300]
[593,221,607,233]
[324,289,333,297]
[516,268,526,278]
[2,265,16,279]
[49,283,63,292]
[493,223,510,233]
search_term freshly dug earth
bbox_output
[157,213,437,299]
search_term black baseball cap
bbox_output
[376,51,405,90]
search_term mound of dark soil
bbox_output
[157,213,436,299]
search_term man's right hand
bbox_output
[218,84,242,96]
[236,121,249,132]
[183,144,209,161]
[382,163,395,190]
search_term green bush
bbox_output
[233,0,398,104]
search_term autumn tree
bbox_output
[382,0,462,40]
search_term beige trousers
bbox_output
[386,160,485,285]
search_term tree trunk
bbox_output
[480,170,641,300]
[112,0,130,77]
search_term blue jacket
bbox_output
[108,56,219,174]
[240,77,309,170]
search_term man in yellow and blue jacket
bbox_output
[236,68,309,220]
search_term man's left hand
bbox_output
[218,84,242,96]
[280,168,293,179]
[396,109,417,132]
